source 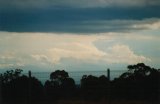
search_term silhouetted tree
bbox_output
[0,69,22,83]
[112,63,160,101]
[81,75,109,101]
[44,70,75,101]
[50,70,69,80]
[1,69,44,104]
[0,64,159,103]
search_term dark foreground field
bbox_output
[8,100,158,104]
[56,100,159,104]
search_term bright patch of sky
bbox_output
[0,31,159,72]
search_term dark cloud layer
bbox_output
[0,1,160,33]
[0,0,160,9]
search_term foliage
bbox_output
[0,63,160,104]
[50,70,69,80]
[113,63,160,100]
[81,75,109,100]
[0,69,22,83]
[44,70,75,101]
[1,69,43,103]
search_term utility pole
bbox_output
[107,68,111,104]
[107,68,110,81]
[28,71,32,104]
[0,75,2,104]
[29,71,31,78]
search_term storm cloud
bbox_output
[0,0,160,9]
[0,0,160,33]
[0,0,160,71]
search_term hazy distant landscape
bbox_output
[26,70,126,85]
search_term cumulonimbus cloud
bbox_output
[0,32,151,69]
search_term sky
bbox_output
[0,0,160,72]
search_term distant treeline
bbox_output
[0,63,160,104]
